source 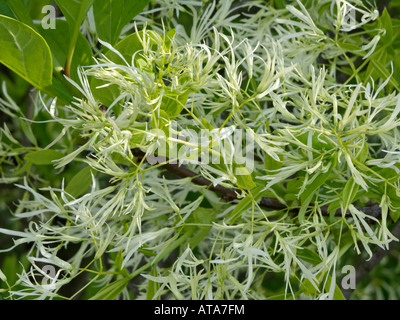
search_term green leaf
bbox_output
[0,254,18,286]
[272,0,287,10]
[380,9,393,46]
[265,293,295,300]
[285,176,304,201]
[164,29,176,50]
[0,1,15,19]
[114,250,130,277]
[161,90,190,118]
[300,165,332,204]
[298,193,313,224]
[325,275,346,300]
[185,207,219,249]
[106,30,149,64]
[93,0,150,45]
[188,227,212,249]
[390,208,400,223]
[54,0,93,31]
[150,109,170,132]
[300,278,319,296]
[0,14,53,89]
[28,0,54,20]
[327,198,341,218]
[43,76,76,105]
[146,265,160,300]
[392,18,400,46]
[300,274,345,300]
[6,0,36,29]
[25,149,64,165]
[90,78,120,108]
[337,41,362,53]
[20,121,38,146]
[357,141,369,163]
[369,58,399,88]
[138,244,157,257]
[193,207,218,227]
[89,277,130,300]
[297,248,322,265]
[296,131,335,152]
[342,176,359,212]
[65,166,93,198]
[0,70,30,102]
[265,153,282,172]
[235,166,256,190]
[395,54,400,85]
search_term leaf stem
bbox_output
[64,0,88,78]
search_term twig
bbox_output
[132,148,383,222]
[132,148,238,201]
